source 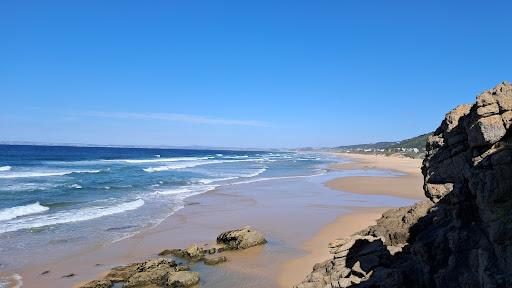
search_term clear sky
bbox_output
[1,1,511,148]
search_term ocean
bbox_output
[0,145,335,274]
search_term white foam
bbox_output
[153,188,193,195]
[0,183,58,192]
[0,166,12,172]
[70,184,82,189]
[240,167,267,178]
[153,185,218,197]
[0,169,101,179]
[0,199,144,234]
[143,160,221,172]
[143,159,258,173]
[105,157,212,164]
[233,170,327,185]
[0,202,50,222]
[0,273,23,288]
[223,155,249,159]
[197,177,238,184]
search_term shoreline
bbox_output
[277,206,388,287]
[325,153,424,200]
[277,153,423,287]
[12,153,419,288]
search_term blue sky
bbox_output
[1,1,511,148]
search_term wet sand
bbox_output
[277,207,388,287]
[14,154,418,288]
[278,153,423,287]
[326,153,424,200]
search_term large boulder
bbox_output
[216,226,267,249]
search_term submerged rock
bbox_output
[216,226,267,249]
[174,264,191,271]
[203,256,228,265]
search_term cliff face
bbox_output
[297,82,512,288]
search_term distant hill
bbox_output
[334,141,397,151]
[387,133,432,150]
[333,132,432,158]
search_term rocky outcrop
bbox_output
[79,258,197,288]
[297,82,512,288]
[203,256,228,265]
[167,271,200,288]
[216,226,267,249]
[80,226,266,287]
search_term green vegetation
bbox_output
[387,133,432,150]
[333,132,432,159]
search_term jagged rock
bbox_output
[174,264,191,271]
[297,82,512,288]
[358,200,433,245]
[185,244,204,259]
[216,226,267,249]
[142,258,177,270]
[168,248,189,258]
[167,271,200,287]
[124,268,169,288]
[158,249,173,256]
[468,115,506,147]
[166,245,205,260]
[203,256,227,265]
[82,258,180,287]
[78,280,112,288]
[103,263,141,282]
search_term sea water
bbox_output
[0,145,335,272]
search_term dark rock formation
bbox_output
[216,226,267,249]
[80,226,266,287]
[79,279,112,288]
[297,82,512,288]
[79,258,198,288]
[203,256,228,265]
[167,271,200,287]
[162,244,206,260]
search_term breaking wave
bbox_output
[0,202,50,222]
[0,199,144,234]
[0,166,12,172]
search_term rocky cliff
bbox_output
[297,82,512,288]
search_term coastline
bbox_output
[326,153,424,200]
[13,153,419,288]
[277,152,423,287]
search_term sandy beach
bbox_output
[278,153,424,287]
[326,153,424,200]
[13,153,421,288]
